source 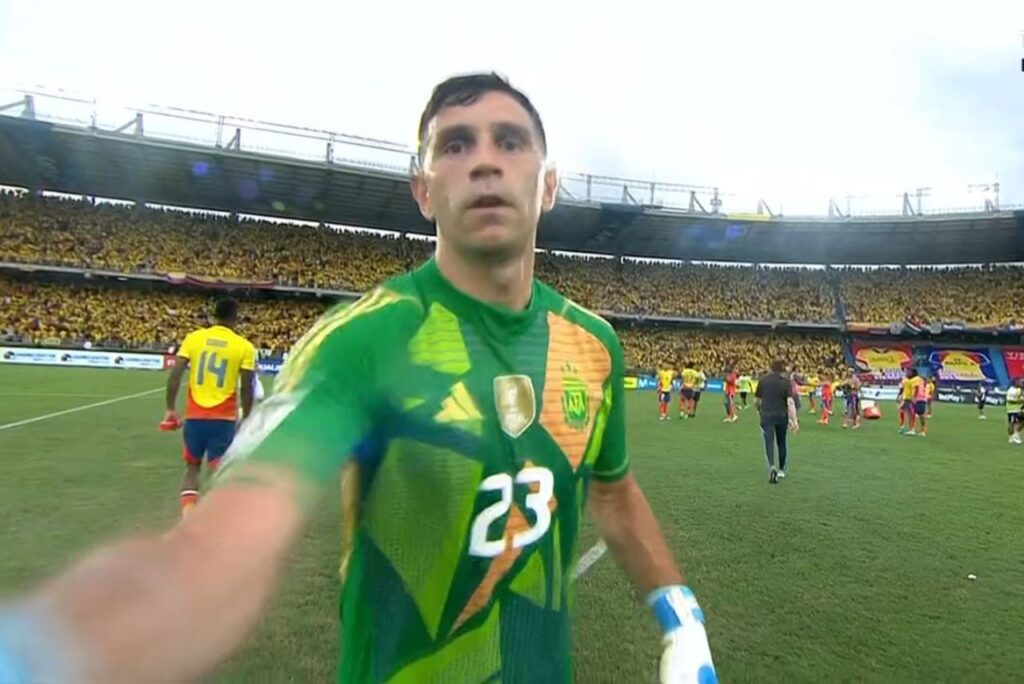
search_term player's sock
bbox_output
[180,489,199,515]
[898,411,905,428]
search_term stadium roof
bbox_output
[1,108,1022,265]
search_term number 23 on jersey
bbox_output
[468,466,554,558]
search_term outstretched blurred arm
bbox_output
[2,467,308,684]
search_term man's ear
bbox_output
[410,164,434,221]
[541,165,559,213]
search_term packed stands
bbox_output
[0,278,329,356]
[537,255,835,322]
[1,277,844,375]
[839,266,1024,328]
[2,194,837,322]
[617,328,847,379]
[4,193,1020,376]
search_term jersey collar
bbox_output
[417,257,541,339]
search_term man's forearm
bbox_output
[588,474,683,594]
[241,384,254,420]
[787,397,798,424]
[13,480,303,683]
[165,367,185,412]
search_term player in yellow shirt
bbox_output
[657,366,676,420]
[163,298,257,515]
[680,364,701,418]
[926,377,937,417]
[898,370,916,434]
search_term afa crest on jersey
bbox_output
[561,362,590,432]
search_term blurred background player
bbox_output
[693,367,707,417]
[805,370,820,414]
[926,375,936,417]
[755,358,799,484]
[737,371,753,410]
[818,375,834,425]
[789,365,805,414]
[976,383,989,419]
[163,297,256,515]
[680,363,700,418]
[842,369,862,429]
[903,369,927,437]
[898,369,914,434]
[723,367,738,422]
[657,365,676,420]
[1006,378,1022,444]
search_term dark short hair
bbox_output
[770,358,787,373]
[417,72,547,160]
[214,297,238,322]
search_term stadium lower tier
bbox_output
[0,277,844,375]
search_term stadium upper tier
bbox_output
[3,194,1024,329]
[1,101,1022,265]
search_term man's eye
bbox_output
[443,141,465,155]
[498,138,522,152]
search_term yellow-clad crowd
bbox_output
[1,276,845,373]
[0,278,329,355]
[617,328,846,378]
[3,195,836,322]
[6,194,1024,327]
[840,266,1024,328]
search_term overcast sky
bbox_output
[0,0,1021,216]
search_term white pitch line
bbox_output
[572,539,608,580]
[0,387,164,432]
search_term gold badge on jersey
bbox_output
[494,375,536,438]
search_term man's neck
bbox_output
[435,243,535,311]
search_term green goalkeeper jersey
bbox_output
[221,258,630,683]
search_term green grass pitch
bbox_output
[1,365,1023,682]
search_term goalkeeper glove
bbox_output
[648,585,718,684]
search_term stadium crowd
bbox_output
[1,277,845,374]
[839,266,1024,328]
[617,328,847,378]
[3,194,837,322]
[0,278,329,355]
[3,193,1024,366]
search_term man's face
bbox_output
[412,91,557,260]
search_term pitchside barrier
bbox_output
[0,346,285,375]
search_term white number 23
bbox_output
[468,467,554,558]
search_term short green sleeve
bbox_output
[591,331,630,483]
[216,290,417,490]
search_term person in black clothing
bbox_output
[755,358,800,484]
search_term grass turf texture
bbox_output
[1,365,1023,682]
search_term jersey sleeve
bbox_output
[240,340,257,372]
[592,332,629,483]
[216,292,415,494]
[176,331,197,362]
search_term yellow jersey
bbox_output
[681,368,701,389]
[657,369,676,393]
[177,324,257,420]
[900,378,913,401]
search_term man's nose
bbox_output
[469,142,503,181]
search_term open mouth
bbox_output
[468,194,511,209]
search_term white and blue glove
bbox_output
[648,585,718,684]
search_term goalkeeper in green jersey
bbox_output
[0,74,717,684]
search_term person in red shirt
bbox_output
[723,367,739,422]
[819,376,834,425]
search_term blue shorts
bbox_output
[914,401,928,416]
[658,391,671,404]
[183,419,236,467]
